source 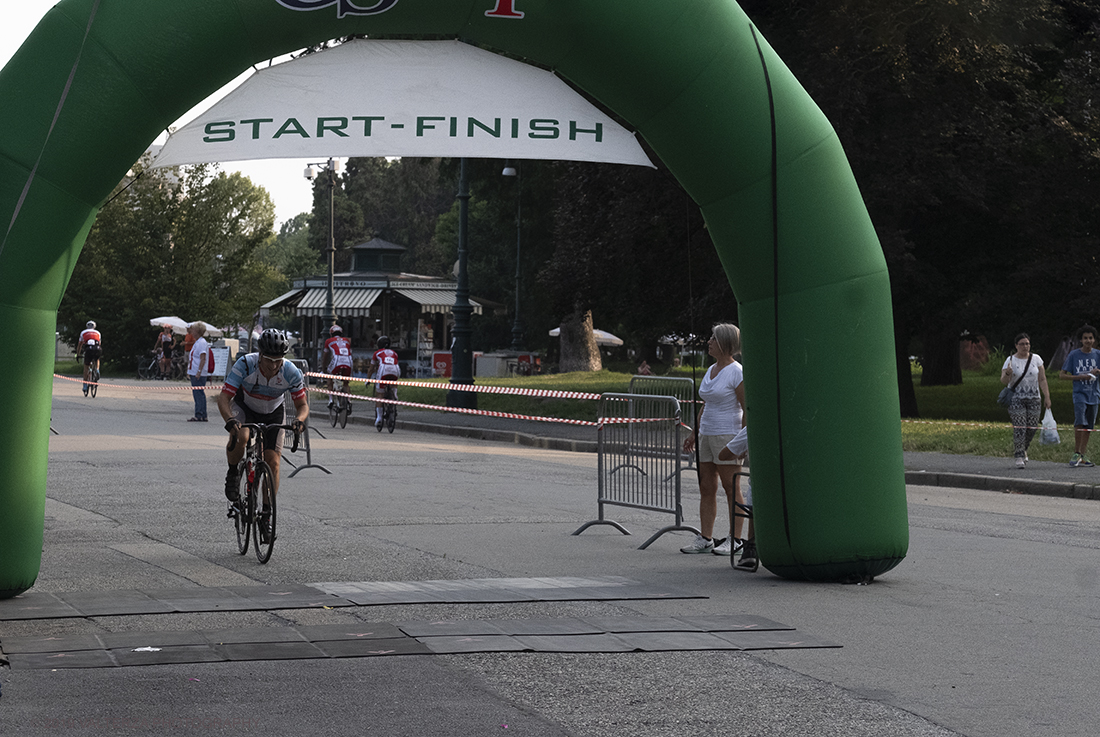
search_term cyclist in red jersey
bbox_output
[369,335,401,428]
[321,324,354,410]
[77,320,102,395]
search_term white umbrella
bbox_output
[149,316,224,338]
[548,327,624,346]
[150,316,189,335]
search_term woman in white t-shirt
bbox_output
[1000,332,1051,468]
[680,323,746,556]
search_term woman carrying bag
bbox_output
[1000,333,1051,468]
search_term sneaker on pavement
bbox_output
[734,543,758,572]
[225,467,240,501]
[680,534,714,554]
[1015,457,1026,469]
[713,537,732,556]
[1071,453,1083,467]
[1083,456,1096,468]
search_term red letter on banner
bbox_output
[485,0,524,18]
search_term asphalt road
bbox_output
[1,377,1098,736]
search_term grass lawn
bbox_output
[905,370,1075,458]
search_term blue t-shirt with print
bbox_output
[1062,348,1100,404]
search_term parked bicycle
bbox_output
[227,422,299,563]
[137,351,159,380]
[328,376,351,429]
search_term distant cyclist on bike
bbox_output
[218,329,308,506]
[369,335,401,429]
[77,320,102,396]
[321,324,354,412]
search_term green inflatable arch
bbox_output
[0,0,908,595]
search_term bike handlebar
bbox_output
[227,422,301,454]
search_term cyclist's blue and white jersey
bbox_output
[222,353,306,415]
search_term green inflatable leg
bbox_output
[0,305,57,597]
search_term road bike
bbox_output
[328,376,351,429]
[378,383,397,433]
[83,365,100,398]
[227,422,299,564]
[137,351,159,380]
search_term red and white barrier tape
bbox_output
[307,371,603,401]
[307,385,678,427]
[54,374,223,391]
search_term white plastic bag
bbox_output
[1040,408,1060,446]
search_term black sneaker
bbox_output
[734,543,758,572]
[225,467,239,501]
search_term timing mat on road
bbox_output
[1,612,838,670]
[0,577,699,620]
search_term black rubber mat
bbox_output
[2,613,838,670]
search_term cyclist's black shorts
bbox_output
[231,395,287,454]
[83,345,101,365]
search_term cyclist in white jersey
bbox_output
[218,329,308,504]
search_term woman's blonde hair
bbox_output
[712,323,740,357]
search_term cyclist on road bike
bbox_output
[369,335,401,428]
[218,329,308,514]
[77,320,102,396]
[321,324,354,411]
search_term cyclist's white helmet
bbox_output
[329,324,342,334]
[86,320,96,328]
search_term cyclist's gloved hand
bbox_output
[225,419,241,434]
[291,419,305,434]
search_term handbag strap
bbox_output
[1010,354,1033,391]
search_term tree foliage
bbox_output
[58,161,279,369]
[740,0,1100,410]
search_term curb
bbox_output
[904,470,1100,501]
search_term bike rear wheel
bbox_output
[338,395,349,428]
[89,368,99,398]
[386,389,397,432]
[234,462,251,555]
[253,463,277,563]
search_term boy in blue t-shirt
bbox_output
[1059,324,1100,467]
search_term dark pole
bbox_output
[510,162,523,352]
[323,158,337,336]
[447,158,477,409]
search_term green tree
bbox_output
[58,161,279,369]
[739,0,1100,412]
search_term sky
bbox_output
[2,1,322,227]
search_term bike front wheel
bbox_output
[234,462,251,555]
[253,463,277,563]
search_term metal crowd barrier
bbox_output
[627,374,698,471]
[573,393,699,549]
[284,359,330,477]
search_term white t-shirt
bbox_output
[698,361,744,435]
[1001,353,1044,399]
[188,337,210,377]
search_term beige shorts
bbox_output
[697,434,740,465]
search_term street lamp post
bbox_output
[304,158,340,353]
[502,161,523,352]
[447,158,477,408]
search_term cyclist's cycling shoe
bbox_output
[226,500,241,519]
[225,467,240,501]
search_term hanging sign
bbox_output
[153,39,654,169]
